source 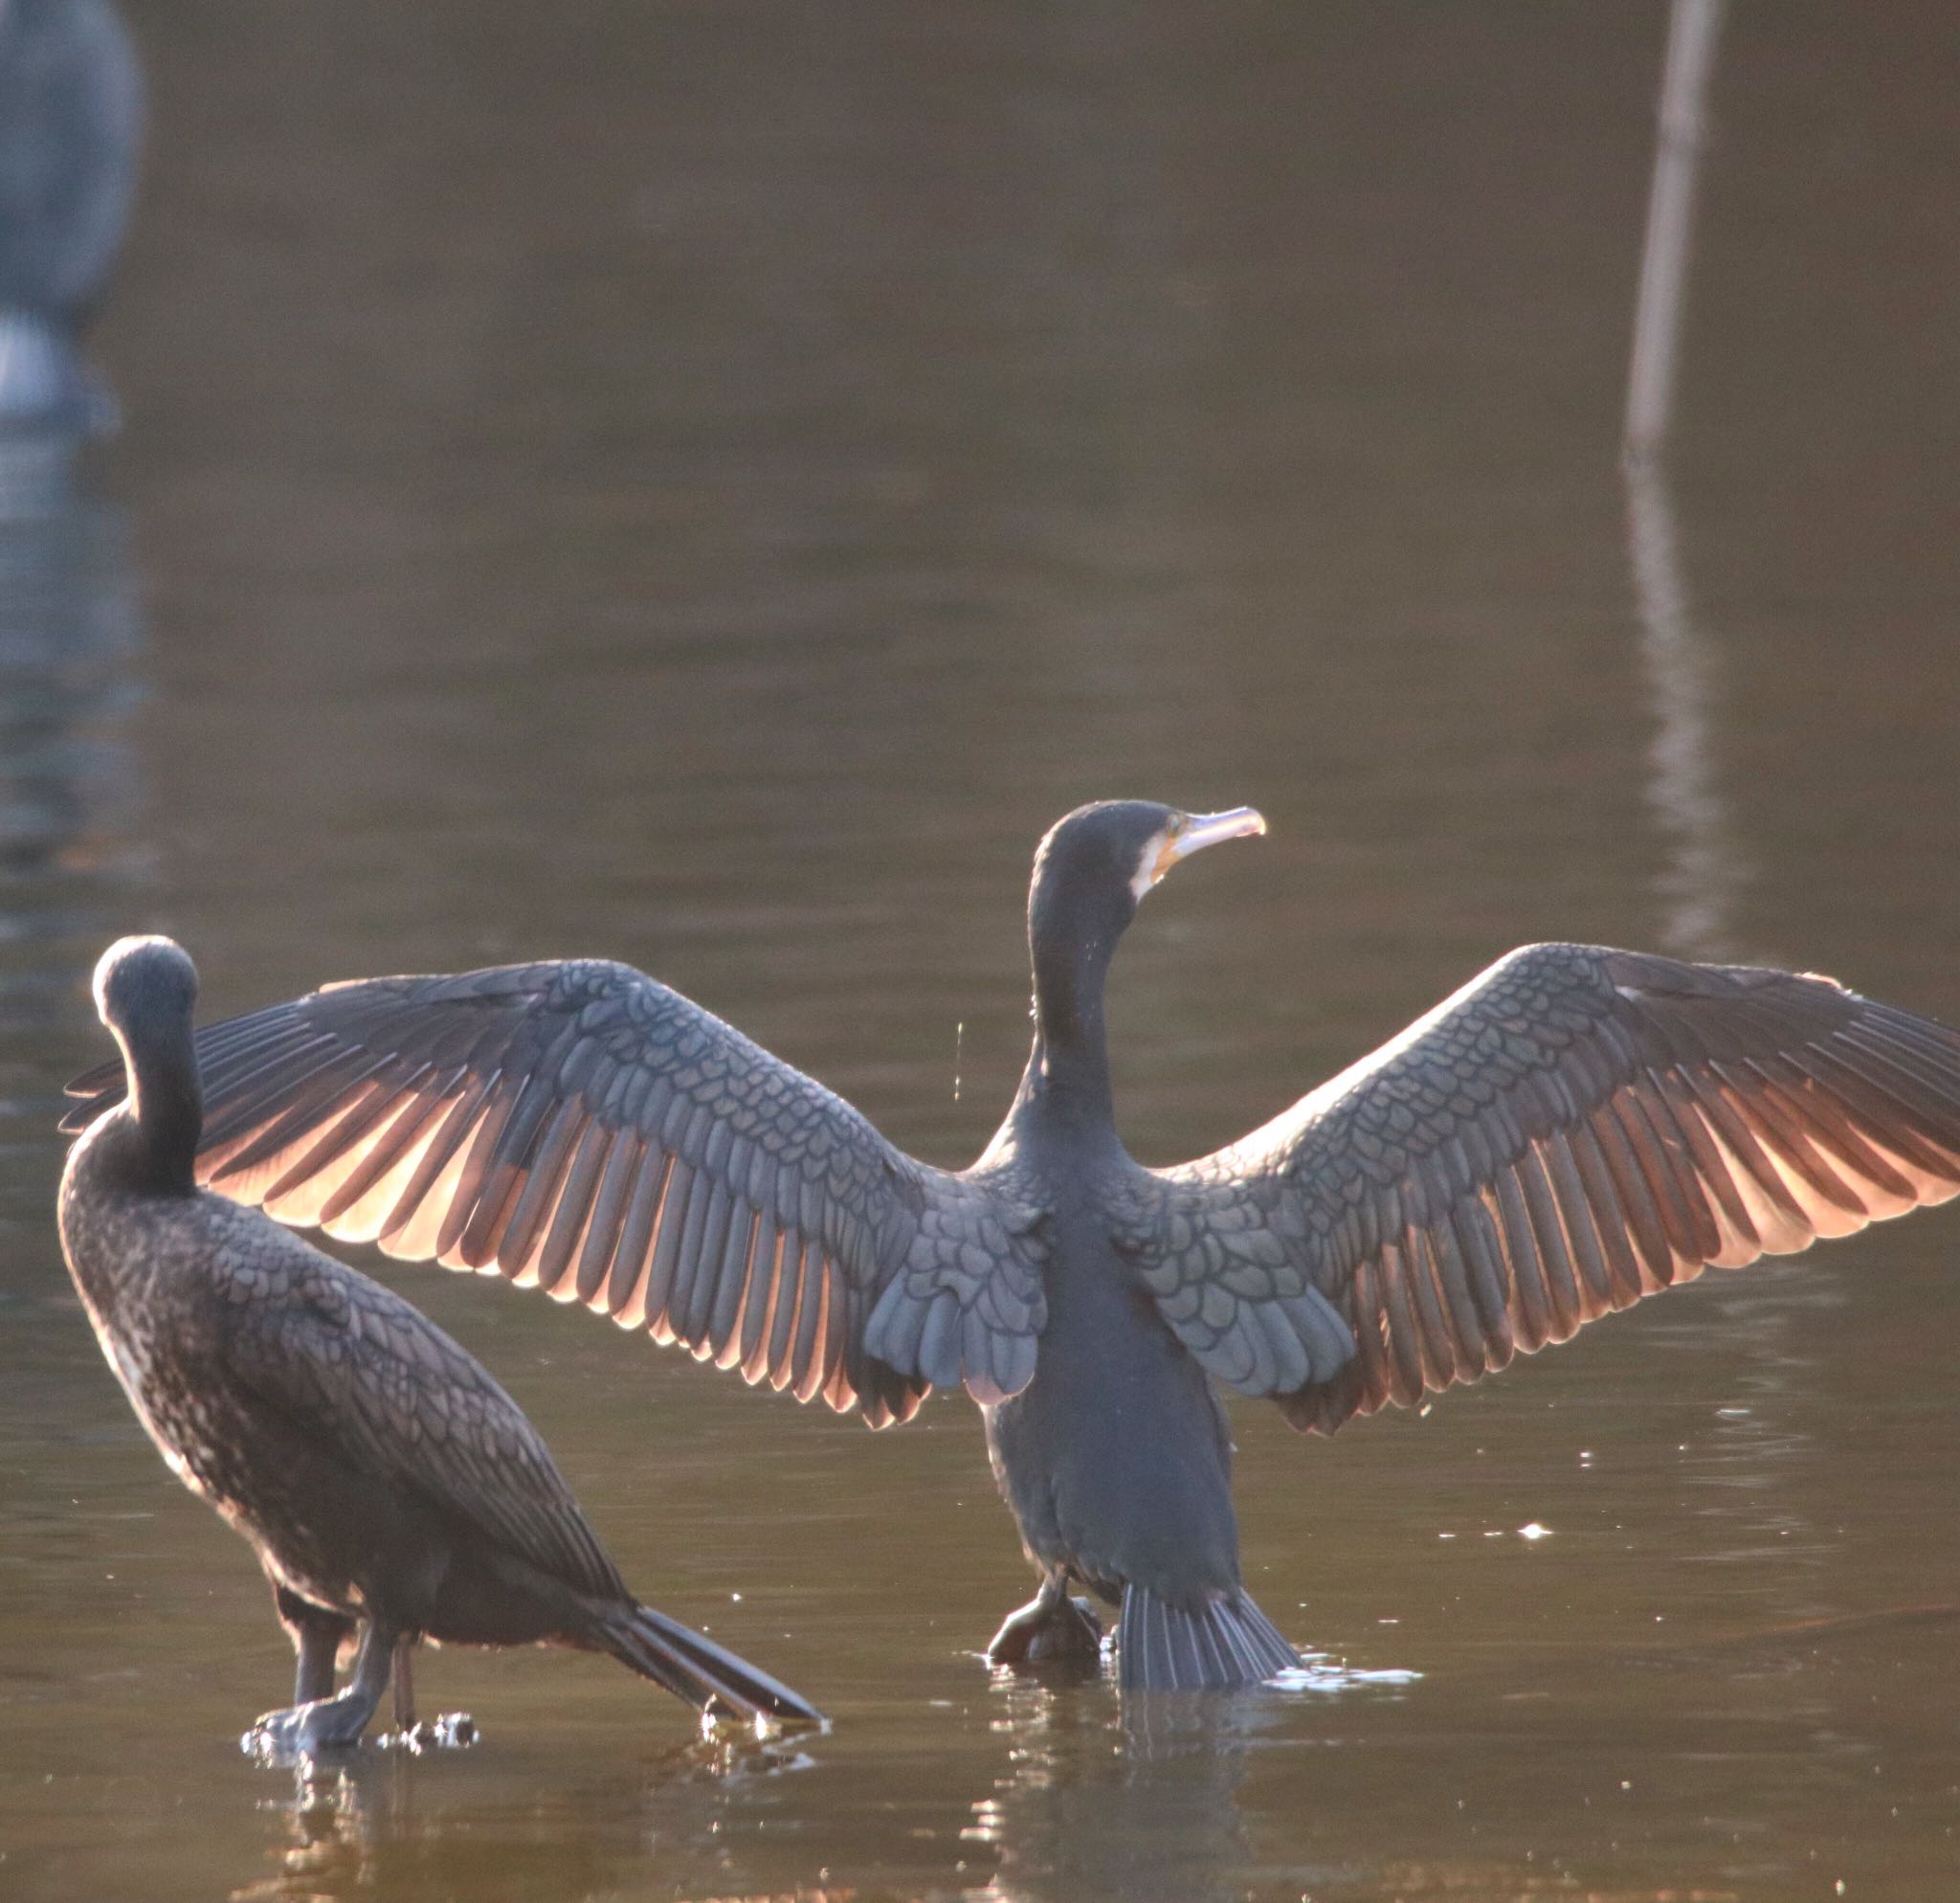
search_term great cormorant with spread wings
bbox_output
[65,806,1960,1691]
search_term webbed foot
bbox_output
[988,1575,1104,1668]
[241,1690,378,1761]
[243,1620,396,1763]
[383,1712,479,1754]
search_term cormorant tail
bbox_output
[1117,1583,1301,1692]
[599,1601,825,1726]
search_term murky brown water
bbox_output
[4,3,1959,1898]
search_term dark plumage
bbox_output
[57,935,823,1754]
[63,808,1960,1692]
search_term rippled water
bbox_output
[4,4,1959,1898]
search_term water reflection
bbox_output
[1621,10,1812,1722]
[0,445,143,1137]
[0,465,141,860]
[964,1678,1256,1903]
[1623,0,1746,961]
[7,5,1960,1899]
[958,1661,1424,1903]
[1626,459,1750,960]
[233,1734,823,1903]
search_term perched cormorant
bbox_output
[63,808,1960,1691]
[58,935,824,1752]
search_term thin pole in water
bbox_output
[1624,0,1726,461]
[1622,0,1745,959]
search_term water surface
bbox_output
[4,4,1959,1898]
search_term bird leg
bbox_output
[390,1634,416,1734]
[987,1569,1103,1668]
[383,1632,477,1751]
[245,1619,396,1759]
[274,1584,357,1705]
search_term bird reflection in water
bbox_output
[962,1674,1255,1903]
[966,1660,1419,1903]
[0,469,141,871]
[0,0,146,1033]
[231,1731,823,1903]
[0,445,144,1132]
[0,0,147,1158]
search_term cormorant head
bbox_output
[88,937,203,1187]
[1026,803,1267,1060]
[1030,801,1267,947]
[93,935,199,1043]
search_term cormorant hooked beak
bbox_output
[1131,806,1268,901]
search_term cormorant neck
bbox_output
[110,1017,202,1195]
[1024,923,1119,1126]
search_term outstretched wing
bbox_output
[215,1210,628,1601]
[1125,944,1960,1433]
[67,960,1045,1421]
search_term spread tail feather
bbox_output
[601,1601,825,1726]
[1118,1583,1301,1692]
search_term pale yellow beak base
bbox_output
[1137,806,1268,897]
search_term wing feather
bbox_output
[215,1216,627,1603]
[1129,944,1960,1433]
[64,960,1048,1422]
